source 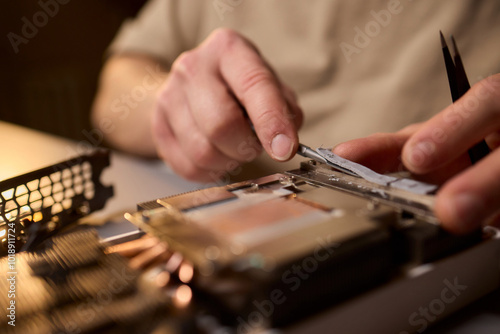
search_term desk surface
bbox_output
[0,121,200,218]
[2,121,500,333]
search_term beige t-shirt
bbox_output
[109,0,500,178]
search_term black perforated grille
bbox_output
[0,150,113,253]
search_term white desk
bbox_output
[0,121,200,218]
[2,121,500,333]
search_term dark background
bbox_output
[0,0,148,141]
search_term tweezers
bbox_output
[295,33,492,195]
[440,32,490,164]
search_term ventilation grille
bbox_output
[0,150,113,254]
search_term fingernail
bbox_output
[406,141,436,170]
[271,134,294,161]
[440,193,484,233]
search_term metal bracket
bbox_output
[0,150,114,255]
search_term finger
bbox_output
[213,30,299,162]
[435,148,500,234]
[485,131,500,150]
[156,80,239,174]
[332,124,421,173]
[332,133,407,173]
[175,56,261,162]
[402,74,500,174]
[412,151,470,185]
[152,104,223,182]
[254,61,304,130]
[330,124,468,185]
[281,83,304,130]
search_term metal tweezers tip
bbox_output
[450,35,460,57]
[439,30,447,48]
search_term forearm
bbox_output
[91,55,168,157]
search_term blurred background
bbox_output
[0,1,148,141]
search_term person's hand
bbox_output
[151,28,303,182]
[332,74,500,234]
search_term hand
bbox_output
[333,74,500,234]
[151,28,303,182]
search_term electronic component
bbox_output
[0,152,498,334]
[127,160,485,332]
[0,229,171,334]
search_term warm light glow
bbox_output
[33,212,43,222]
[155,271,171,287]
[178,263,194,283]
[173,285,192,308]
[20,205,31,215]
[0,229,6,238]
[1,189,14,200]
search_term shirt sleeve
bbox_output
[107,0,202,67]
